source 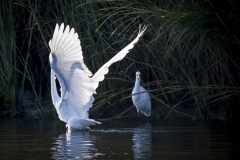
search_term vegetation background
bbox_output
[1,0,240,122]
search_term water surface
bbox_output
[0,118,239,159]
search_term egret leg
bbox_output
[66,124,70,129]
[137,111,142,122]
[147,116,151,124]
[138,111,141,117]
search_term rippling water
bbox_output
[0,118,239,159]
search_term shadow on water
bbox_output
[0,118,240,159]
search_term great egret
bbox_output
[49,23,146,130]
[132,71,151,118]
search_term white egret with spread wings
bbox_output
[49,23,146,130]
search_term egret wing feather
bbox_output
[140,86,151,116]
[92,26,147,89]
[49,23,95,117]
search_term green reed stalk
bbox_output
[0,0,17,113]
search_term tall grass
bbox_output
[0,0,17,114]
[0,0,240,120]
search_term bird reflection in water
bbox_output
[132,123,152,160]
[51,130,102,159]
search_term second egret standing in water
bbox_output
[132,71,151,118]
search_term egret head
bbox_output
[136,71,141,79]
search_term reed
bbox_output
[0,0,17,114]
[0,0,239,120]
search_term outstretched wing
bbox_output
[92,26,147,89]
[49,23,95,116]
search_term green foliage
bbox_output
[0,0,240,119]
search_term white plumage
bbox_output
[132,71,151,117]
[49,23,146,130]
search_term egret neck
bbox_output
[134,75,141,91]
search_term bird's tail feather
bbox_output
[67,118,101,130]
[79,118,101,129]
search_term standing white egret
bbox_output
[49,23,146,130]
[132,71,151,118]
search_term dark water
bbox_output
[0,118,239,160]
